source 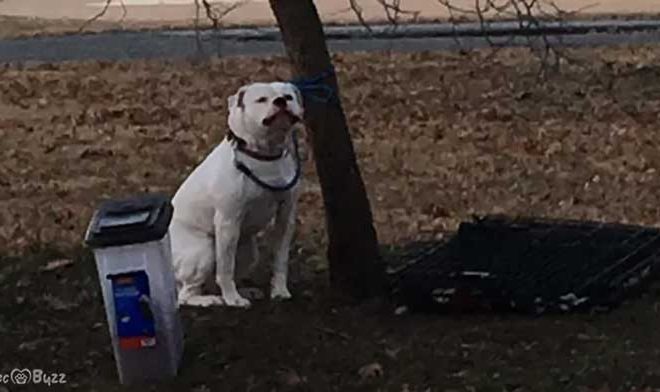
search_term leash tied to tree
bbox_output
[289,66,338,104]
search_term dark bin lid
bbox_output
[84,193,173,249]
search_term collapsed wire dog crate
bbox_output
[393,215,660,314]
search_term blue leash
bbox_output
[233,129,302,193]
[289,66,337,104]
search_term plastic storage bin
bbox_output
[84,194,183,385]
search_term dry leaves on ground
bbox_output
[2,47,660,260]
[358,362,384,380]
[39,258,74,272]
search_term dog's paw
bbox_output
[270,286,292,301]
[222,293,252,308]
[179,295,224,307]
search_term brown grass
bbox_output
[3,46,660,392]
[2,47,660,258]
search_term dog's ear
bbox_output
[228,86,247,110]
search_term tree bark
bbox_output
[269,0,384,299]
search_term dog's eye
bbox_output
[256,97,268,103]
[284,94,294,101]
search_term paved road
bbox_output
[1,20,660,63]
[1,0,659,26]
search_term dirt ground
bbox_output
[3,47,660,390]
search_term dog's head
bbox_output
[227,82,304,147]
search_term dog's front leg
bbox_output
[270,195,297,300]
[214,210,251,308]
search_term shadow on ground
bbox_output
[1,245,660,392]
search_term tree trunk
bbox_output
[269,0,384,299]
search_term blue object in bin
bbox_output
[108,270,157,350]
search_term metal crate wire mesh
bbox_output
[394,215,660,314]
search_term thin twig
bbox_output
[445,0,467,52]
[376,0,421,27]
[316,326,351,341]
[78,0,125,33]
[194,0,203,54]
[349,0,373,34]
[348,0,419,33]
[201,0,246,29]
[118,0,128,23]
[435,0,587,76]
[192,0,246,57]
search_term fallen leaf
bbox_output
[42,294,78,311]
[358,363,383,380]
[18,339,43,352]
[384,347,401,360]
[40,258,74,272]
[16,278,30,287]
[316,326,351,341]
[580,384,612,392]
[277,368,306,387]
[629,387,652,392]
[394,305,408,315]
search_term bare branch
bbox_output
[376,0,421,27]
[436,0,481,17]
[349,0,373,34]
[436,0,589,75]
[194,0,203,53]
[78,0,127,33]
[191,0,246,57]
[348,0,420,31]
[200,0,247,29]
[543,0,599,19]
[119,0,128,23]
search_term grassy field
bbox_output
[2,46,660,391]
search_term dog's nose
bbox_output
[273,96,287,108]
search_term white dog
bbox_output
[169,82,304,308]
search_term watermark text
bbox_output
[0,369,67,387]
